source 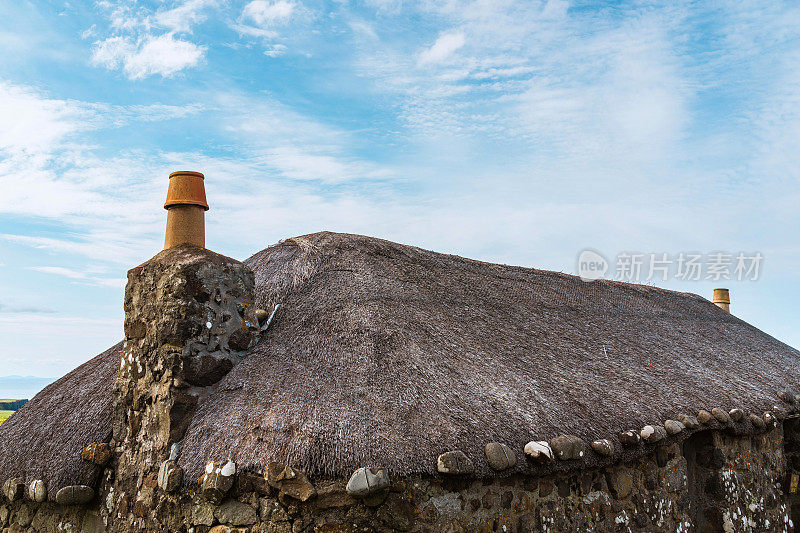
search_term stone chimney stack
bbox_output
[713,288,730,312]
[110,171,259,530]
[164,171,208,249]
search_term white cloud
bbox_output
[243,0,295,26]
[92,33,206,79]
[29,266,127,288]
[418,32,466,65]
[156,0,218,33]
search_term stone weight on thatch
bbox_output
[640,425,666,444]
[697,410,713,424]
[591,439,614,457]
[749,414,766,431]
[201,460,236,504]
[28,480,46,503]
[778,390,795,404]
[158,460,184,492]
[484,442,516,471]
[2,478,24,501]
[549,435,588,460]
[763,412,776,429]
[255,309,269,326]
[664,420,685,435]
[346,467,390,497]
[55,485,94,506]
[523,441,553,462]
[265,462,316,501]
[711,408,731,424]
[729,408,745,422]
[437,450,475,475]
[618,430,640,446]
[80,442,111,466]
[677,414,700,430]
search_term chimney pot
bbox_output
[164,171,208,249]
[713,288,730,313]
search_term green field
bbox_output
[0,410,14,424]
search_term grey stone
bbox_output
[763,412,776,428]
[346,467,390,496]
[712,408,731,424]
[256,309,270,326]
[749,413,766,431]
[3,478,24,501]
[28,480,46,503]
[729,408,745,422]
[677,413,700,430]
[664,420,684,435]
[55,485,94,506]
[192,500,216,526]
[591,439,614,456]
[618,430,640,446]
[697,410,713,424]
[265,462,316,501]
[484,442,516,471]
[215,500,258,526]
[640,425,667,443]
[202,460,236,504]
[158,460,184,492]
[260,499,289,521]
[16,504,32,527]
[549,435,589,460]
[169,441,183,461]
[437,450,475,475]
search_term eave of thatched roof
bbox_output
[0,342,121,498]
[176,232,800,480]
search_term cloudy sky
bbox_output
[0,0,799,380]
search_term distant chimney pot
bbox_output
[713,288,730,313]
[164,171,208,249]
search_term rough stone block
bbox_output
[214,500,257,526]
[265,462,316,501]
[81,442,111,466]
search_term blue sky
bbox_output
[0,0,799,380]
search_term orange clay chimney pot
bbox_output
[163,171,208,249]
[713,288,730,313]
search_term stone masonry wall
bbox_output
[0,423,795,532]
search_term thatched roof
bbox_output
[177,232,800,479]
[0,342,121,496]
[1,231,798,488]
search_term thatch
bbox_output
[1,231,798,486]
[0,342,121,497]
[177,232,800,479]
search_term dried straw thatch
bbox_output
[2,231,799,487]
[0,342,121,497]
[177,232,800,479]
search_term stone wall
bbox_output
[0,423,794,532]
[109,245,260,532]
